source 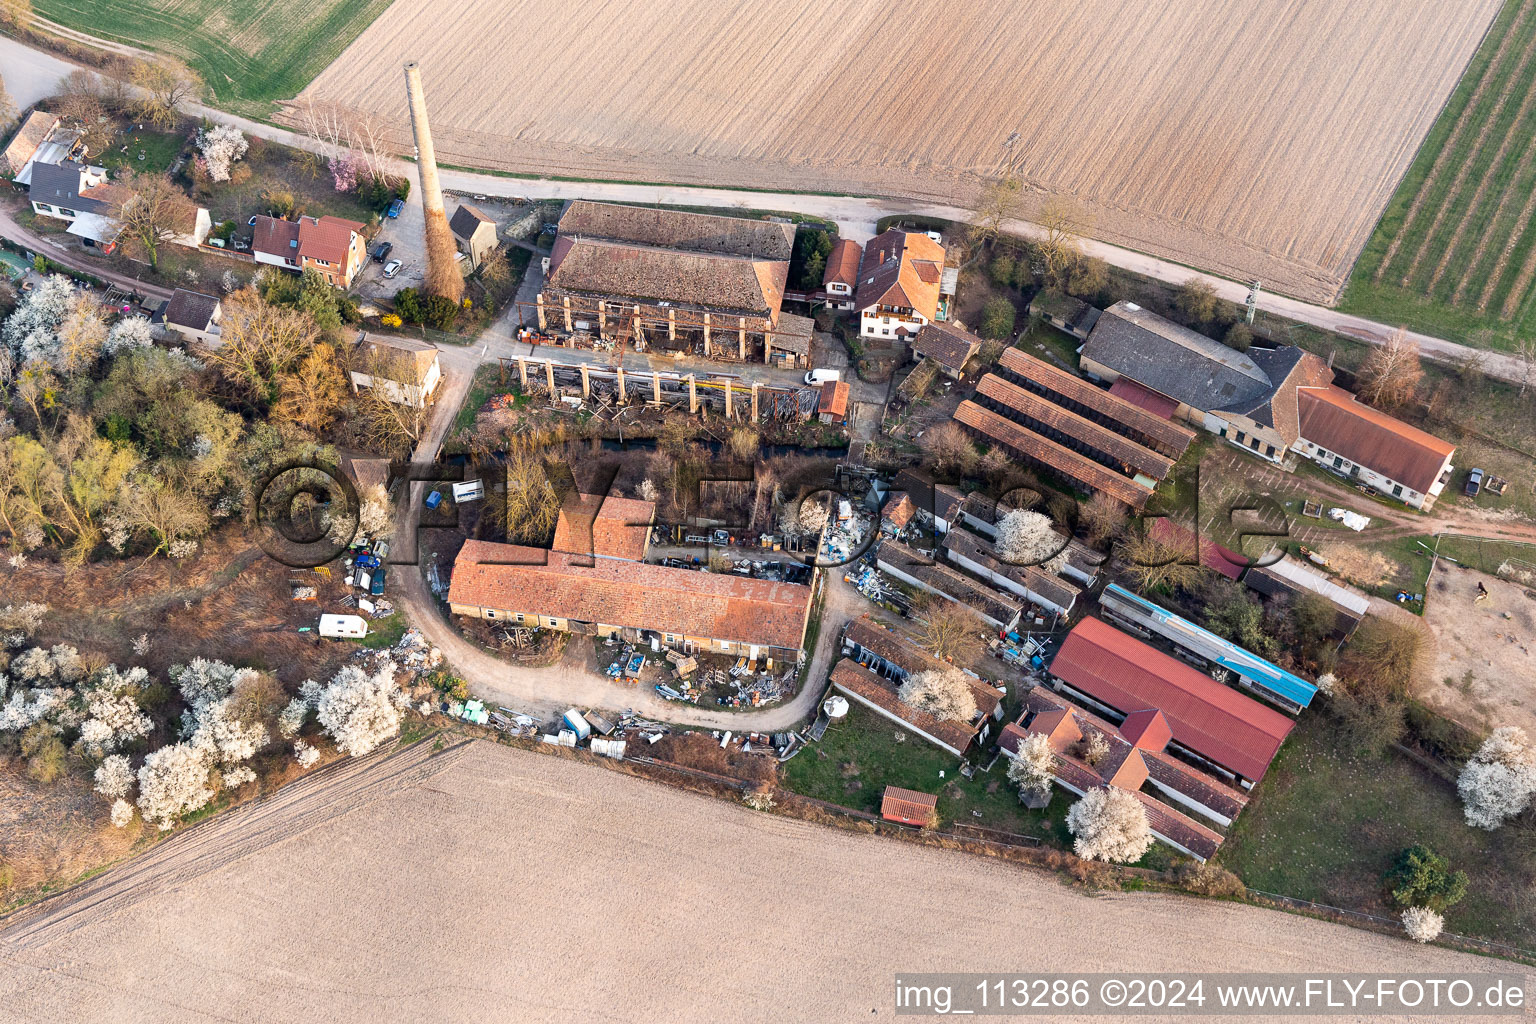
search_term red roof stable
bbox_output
[1297,386,1455,494]
[1048,617,1293,782]
[551,492,655,562]
[1118,708,1173,751]
[881,786,938,826]
[1108,377,1180,420]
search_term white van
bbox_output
[804,368,842,386]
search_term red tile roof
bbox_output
[251,215,299,259]
[1048,617,1293,782]
[449,539,810,651]
[823,237,862,289]
[883,492,917,529]
[1108,376,1179,420]
[881,786,939,826]
[854,229,945,321]
[1297,386,1455,494]
[298,215,363,266]
[1118,708,1173,751]
[997,348,1196,457]
[551,492,655,562]
[818,379,850,417]
[975,373,1176,481]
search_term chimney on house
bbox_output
[403,61,464,303]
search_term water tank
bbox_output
[823,696,849,719]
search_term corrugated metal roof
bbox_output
[881,785,939,825]
[1101,584,1318,709]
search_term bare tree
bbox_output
[346,105,400,183]
[1079,491,1129,544]
[56,89,117,154]
[350,346,432,452]
[969,176,1025,251]
[1357,327,1423,408]
[1175,279,1220,322]
[275,342,346,434]
[118,476,209,556]
[113,172,196,271]
[1515,336,1536,398]
[1036,198,1091,288]
[921,421,978,477]
[488,447,562,544]
[1117,524,1207,593]
[913,594,987,667]
[129,57,201,129]
[208,290,321,402]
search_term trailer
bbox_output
[318,614,369,639]
[562,708,592,741]
[452,479,484,503]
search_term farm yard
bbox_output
[32,0,396,117]
[297,0,1500,304]
[1343,0,1536,349]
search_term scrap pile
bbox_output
[821,501,872,564]
[392,626,444,672]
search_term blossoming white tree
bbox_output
[136,742,215,829]
[316,662,407,757]
[77,665,152,758]
[110,799,135,828]
[1,275,75,372]
[196,124,248,182]
[1006,732,1056,803]
[994,509,1068,573]
[293,740,320,768]
[897,669,977,724]
[105,316,155,355]
[1401,906,1444,943]
[94,753,134,798]
[277,697,309,738]
[1457,726,1536,830]
[1066,787,1153,863]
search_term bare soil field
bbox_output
[297,0,1500,303]
[1425,562,1536,735]
[0,740,1504,1023]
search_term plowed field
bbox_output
[298,0,1501,303]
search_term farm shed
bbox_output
[910,322,982,379]
[1027,289,1101,340]
[1047,616,1295,789]
[1292,385,1455,510]
[880,786,938,827]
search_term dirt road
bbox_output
[0,204,173,302]
[0,740,1507,1023]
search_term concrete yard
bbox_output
[0,740,1507,1023]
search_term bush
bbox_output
[1223,322,1253,352]
[393,287,422,324]
[1383,844,1468,912]
[1172,861,1246,898]
[380,313,403,329]
[990,252,1016,288]
[979,296,1016,340]
[421,294,459,330]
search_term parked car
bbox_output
[207,238,226,249]
[371,241,393,263]
[804,368,841,386]
[370,566,387,596]
[387,199,404,218]
[232,237,250,252]
[1465,467,1485,497]
[383,259,403,278]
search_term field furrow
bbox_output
[295,0,1501,305]
[1430,73,1536,298]
[1479,184,1536,310]
[1372,0,1535,283]
[1459,136,1536,307]
[1395,21,1536,290]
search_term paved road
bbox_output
[3,32,1529,385]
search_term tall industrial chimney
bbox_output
[403,61,464,303]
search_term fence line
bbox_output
[1247,889,1536,964]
